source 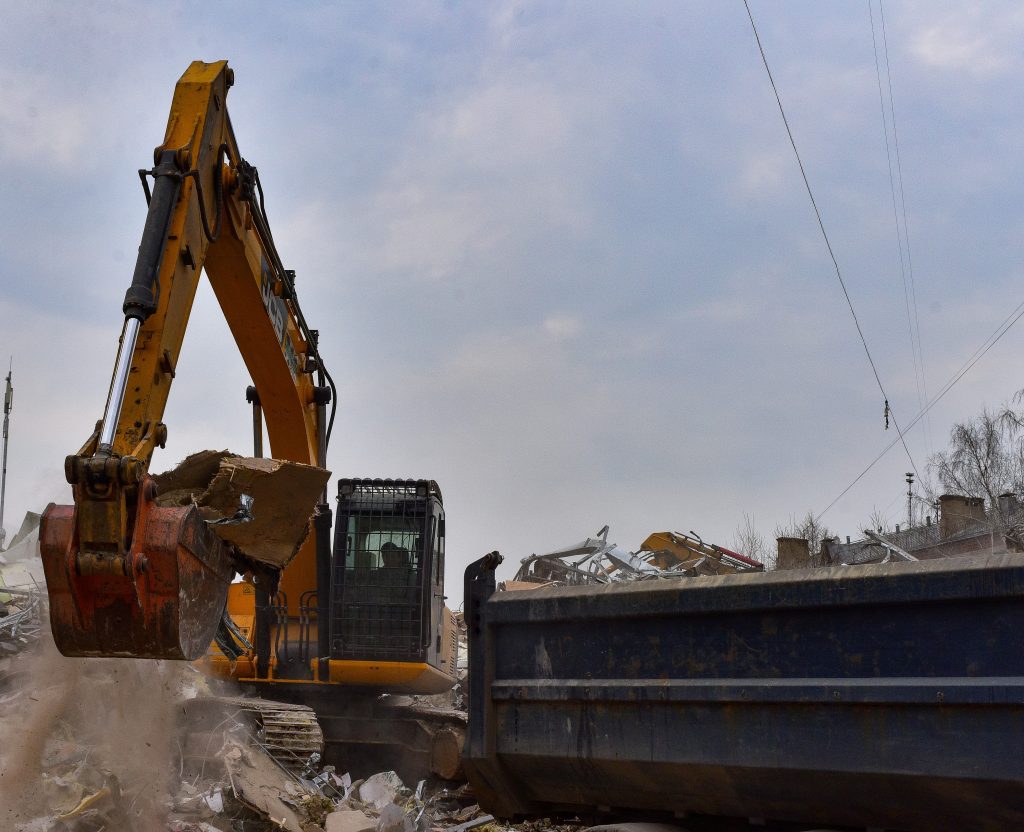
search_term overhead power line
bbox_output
[869,0,928,453]
[816,298,1024,520]
[869,0,933,457]
[741,0,921,481]
[879,0,932,451]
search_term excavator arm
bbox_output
[40,61,333,660]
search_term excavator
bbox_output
[39,60,461,780]
[39,60,1024,832]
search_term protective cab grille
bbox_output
[330,479,438,662]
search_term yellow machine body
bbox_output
[41,62,458,698]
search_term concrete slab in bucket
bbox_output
[154,450,331,570]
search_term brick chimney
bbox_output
[998,493,1021,520]
[776,536,810,570]
[939,494,986,539]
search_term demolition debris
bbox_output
[154,450,331,571]
[0,632,500,832]
[511,525,763,588]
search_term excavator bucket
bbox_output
[40,476,234,659]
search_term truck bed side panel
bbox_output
[463,555,1024,830]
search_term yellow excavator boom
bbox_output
[40,60,333,659]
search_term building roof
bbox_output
[826,504,1024,566]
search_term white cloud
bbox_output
[543,315,581,339]
[907,5,1024,77]
[0,70,90,169]
[443,79,573,168]
[735,150,787,197]
[364,183,510,281]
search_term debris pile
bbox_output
[174,712,495,832]
[0,511,46,656]
[0,637,188,830]
[0,621,513,832]
[511,525,764,588]
[0,587,42,655]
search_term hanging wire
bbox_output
[742,0,920,481]
[879,0,933,451]
[816,298,1024,520]
[869,0,928,452]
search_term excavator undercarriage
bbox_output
[179,696,325,778]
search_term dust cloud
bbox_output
[0,632,196,830]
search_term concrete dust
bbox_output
[0,631,196,830]
[0,641,78,819]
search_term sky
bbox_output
[3,1,1024,596]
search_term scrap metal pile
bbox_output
[0,511,45,656]
[511,526,764,587]
[0,587,42,654]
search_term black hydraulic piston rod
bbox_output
[97,150,182,455]
[246,385,263,457]
[314,384,332,681]
[246,383,273,679]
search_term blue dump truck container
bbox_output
[463,553,1024,831]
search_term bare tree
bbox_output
[774,511,832,568]
[731,513,773,569]
[928,405,1024,536]
[866,506,892,535]
[929,408,1013,506]
[924,397,1024,549]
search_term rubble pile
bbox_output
[0,586,42,655]
[0,638,189,830]
[0,628,529,832]
[171,733,507,832]
[511,525,763,587]
[0,510,44,657]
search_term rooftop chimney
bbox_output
[998,493,1021,520]
[939,494,986,539]
[776,537,810,570]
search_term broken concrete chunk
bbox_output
[326,808,377,832]
[358,770,404,809]
[168,821,224,832]
[153,449,230,506]
[223,739,308,832]
[377,802,417,832]
[154,450,331,570]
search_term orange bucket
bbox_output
[40,476,234,659]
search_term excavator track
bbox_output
[179,695,324,776]
[240,683,469,782]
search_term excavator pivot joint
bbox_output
[65,453,144,487]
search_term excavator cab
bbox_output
[331,479,446,670]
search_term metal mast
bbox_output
[906,472,914,531]
[0,362,11,548]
